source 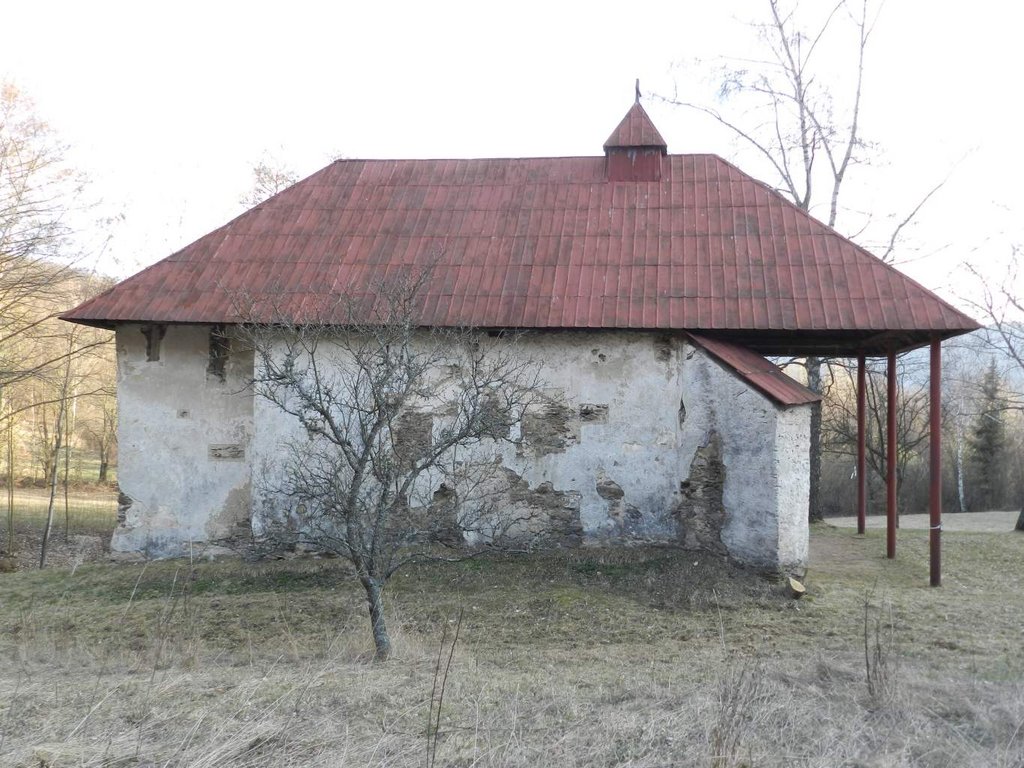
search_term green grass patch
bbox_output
[1,488,117,533]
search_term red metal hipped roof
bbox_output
[63,104,979,356]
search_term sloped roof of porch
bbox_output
[63,102,979,357]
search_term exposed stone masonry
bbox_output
[674,430,728,555]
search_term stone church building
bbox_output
[63,100,978,570]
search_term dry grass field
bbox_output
[0,523,1022,767]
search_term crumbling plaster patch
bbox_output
[486,332,687,542]
[247,330,809,567]
[504,468,583,546]
[519,395,578,456]
[674,430,727,555]
[206,482,253,543]
[241,329,809,569]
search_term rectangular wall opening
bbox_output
[207,324,230,382]
[141,324,166,362]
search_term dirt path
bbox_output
[828,509,1019,533]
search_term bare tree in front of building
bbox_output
[240,274,544,660]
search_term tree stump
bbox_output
[788,576,806,599]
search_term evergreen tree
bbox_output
[967,360,1008,510]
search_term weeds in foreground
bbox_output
[709,660,767,768]
[426,607,463,768]
[0,534,1022,766]
[863,588,900,708]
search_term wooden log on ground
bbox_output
[788,577,806,599]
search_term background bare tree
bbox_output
[241,275,544,660]
[79,392,117,484]
[822,356,931,517]
[940,341,981,514]
[660,0,947,521]
[0,82,85,398]
[964,246,1024,520]
[966,247,1024,404]
[0,85,118,562]
[664,0,872,228]
[238,157,299,209]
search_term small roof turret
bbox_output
[603,85,667,154]
[603,85,667,181]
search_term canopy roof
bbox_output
[64,103,979,356]
[688,333,820,406]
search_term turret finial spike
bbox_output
[635,78,641,104]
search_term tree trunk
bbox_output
[62,393,74,542]
[98,459,108,484]
[806,357,823,522]
[39,402,64,569]
[362,578,392,661]
[4,393,14,555]
[956,423,967,513]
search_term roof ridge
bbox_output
[323,154,726,164]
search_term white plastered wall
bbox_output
[774,405,812,568]
[493,332,687,540]
[247,330,810,569]
[679,340,810,568]
[113,324,254,556]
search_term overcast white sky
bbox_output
[2,1,1021,311]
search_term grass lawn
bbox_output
[0,524,1021,766]
[1,487,117,532]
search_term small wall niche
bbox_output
[579,403,609,423]
[207,324,230,382]
[141,324,166,362]
[209,444,245,460]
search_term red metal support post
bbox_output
[857,354,867,535]
[886,348,897,559]
[929,338,942,587]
